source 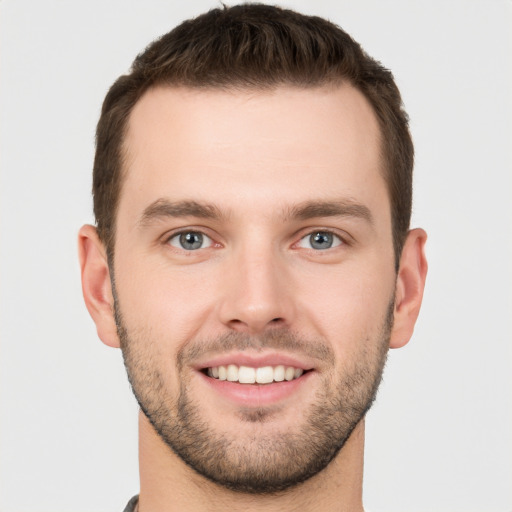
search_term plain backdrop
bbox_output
[1,1,511,511]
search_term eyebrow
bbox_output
[139,199,225,226]
[138,197,373,227]
[285,200,374,225]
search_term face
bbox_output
[113,85,397,493]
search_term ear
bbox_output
[78,225,120,348]
[389,228,428,349]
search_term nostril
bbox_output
[226,317,286,332]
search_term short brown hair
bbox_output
[93,3,413,266]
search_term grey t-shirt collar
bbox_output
[123,495,139,512]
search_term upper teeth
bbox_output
[207,365,304,384]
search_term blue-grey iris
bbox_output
[310,232,334,250]
[180,232,203,250]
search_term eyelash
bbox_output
[295,230,345,251]
[166,230,217,251]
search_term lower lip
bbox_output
[197,371,313,407]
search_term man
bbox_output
[78,4,427,511]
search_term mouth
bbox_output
[195,353,316,406]
[202,364,308,384]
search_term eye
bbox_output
[297,231,343,250]
[168,231,213,251]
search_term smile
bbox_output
[205,364,305,384]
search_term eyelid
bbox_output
[169,232,212,250]
[293,227,352,248]
[297,231,342,250]
[160,226,352,252]
[163,227,221,250]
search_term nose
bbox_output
[217,244,295,334]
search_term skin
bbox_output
[79,84,427,511]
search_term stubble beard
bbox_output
[115,300,392,495]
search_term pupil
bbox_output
[311,232,332,250]
[180,232,203,250]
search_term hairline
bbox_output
[107,80,393,263]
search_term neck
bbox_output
[137,412,365,512]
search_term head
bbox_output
[80,3,427,496]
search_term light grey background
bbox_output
[1,1,511,511]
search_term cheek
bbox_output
[295,260,395,356]
[114,263,214,396]
[114,255,219,344]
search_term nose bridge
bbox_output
[219,235,292,333]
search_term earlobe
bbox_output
[78,225,120,348]
[389,228,428,349]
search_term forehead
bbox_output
[119,84,388,226]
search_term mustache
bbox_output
[177,329,334,370]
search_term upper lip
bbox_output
[193,351,315,371]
